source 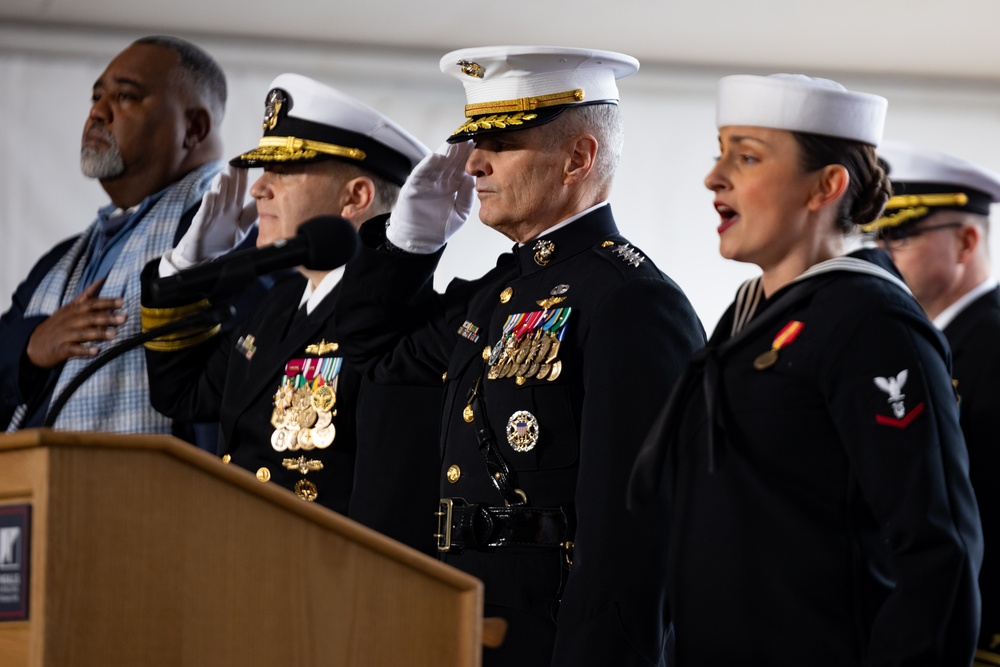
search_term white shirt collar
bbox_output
[934,277,999,330]
[298,266,345,314]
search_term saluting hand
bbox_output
[385,141,476,254]
[25,279,125,368]
[161,165,257,273]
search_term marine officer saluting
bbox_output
[333,46,704,666]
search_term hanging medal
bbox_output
[753,321,804,371]
[271,355,343,451]
[487,307,572,382]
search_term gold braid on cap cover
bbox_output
[861,192,969,233]
[236,136,368,163]
[464,89,586,117]
[451,89,586,136]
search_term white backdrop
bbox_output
[3,22,1000,331]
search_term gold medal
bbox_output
[297,407,318,429]
[754,321,805,372]
[536,363,551,380]
[312,384,336,412]
[315,410,332,428]
[295,479,319,502]
[506,410,540,452]
[753,349,779,371]
[312,424,335,449]
[298,428,316,450]
[270,407,285,429]
[547,360,563,382]
[286,429,301,451]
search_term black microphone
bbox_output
[149,215,360,301]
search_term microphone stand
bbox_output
[42,302,235,428]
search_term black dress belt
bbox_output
[435,498,570,554]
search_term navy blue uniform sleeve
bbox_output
[552,276,704,666]
[825,304,983,666]
[140,260,235,424]
[333,216,468,385]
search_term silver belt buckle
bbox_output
[434,498,454,552]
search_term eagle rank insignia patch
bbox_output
[873,369,925,428]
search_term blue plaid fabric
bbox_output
[8,161,222,433]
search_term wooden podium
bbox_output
[0,429,483,666]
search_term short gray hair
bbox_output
[544,103,624,191]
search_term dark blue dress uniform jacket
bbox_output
[141,267,442,554]
[334,204,705,667]
[633,248,983,666]
[944,285,1000,664]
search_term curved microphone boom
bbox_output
[149,215,360,301]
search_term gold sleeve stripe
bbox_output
[143,324,222,352]
[141,299,213,330]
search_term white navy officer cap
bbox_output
[439,46,639,143]
[863,140,1000,234]
[716,74,888,147]
[230,73,429,186]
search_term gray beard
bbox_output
[80,131,125,179]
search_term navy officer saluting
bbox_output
[333,46,704,666]
[140,74,442,553]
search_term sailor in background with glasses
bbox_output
[867,141,1000,667]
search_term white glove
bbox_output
[159,165,258,275]
[385,141,475,254]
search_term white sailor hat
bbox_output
[230,73,429,186]
[716,74,887,147]
[863,140,1000,233]
[439,46,639,142]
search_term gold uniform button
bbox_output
[256,467,271,483]
[446,465,461,483]
[442,371,448,382]
[221,454,232,464]
[482,345,491,361]
[500,287,513,303]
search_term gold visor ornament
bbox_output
[457,60,485,78]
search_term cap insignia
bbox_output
[263,89,287,131]
[457,60,485,78]
[611,243,645,268]
[533,239,556,266]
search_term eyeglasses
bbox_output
[875,222,964,250]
